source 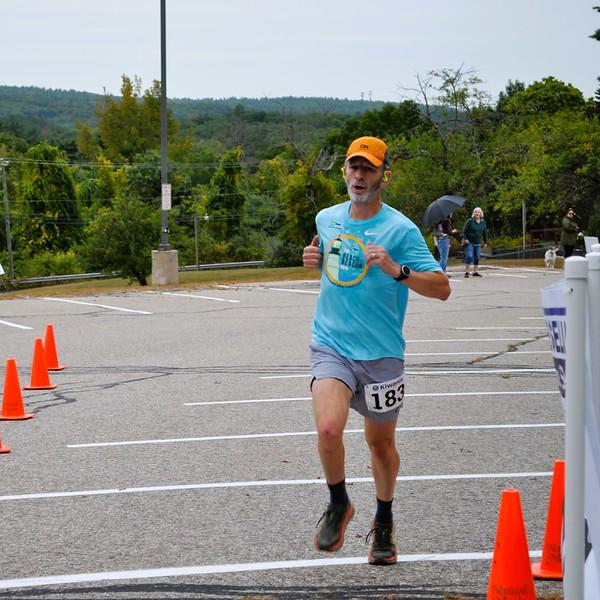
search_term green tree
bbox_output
[325,101,423,151]
[280,150,341,255]
[496,80,526,114]
[81,196,159,285]
[81,75,178,163]
[75,121,100,160]
[16,143,81,254]
[385,67,493,225]
[502,77,586,116]
[207,147,248,240]
[591,6,600,113]
[486,102,600,237]
[591,5,600,41]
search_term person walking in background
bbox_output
[433,214,457,273]
[560,208,579,258]
[462,207,488,277]
[302,136,450,565]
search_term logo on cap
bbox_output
[346,136,388,167]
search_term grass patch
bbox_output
[0,267,320,299]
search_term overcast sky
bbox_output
[2,0,598,104]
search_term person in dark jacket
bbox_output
[462,207,488,277]
[433,214,457,273]
[560,208,579,258]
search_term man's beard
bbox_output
[347,179,381,204]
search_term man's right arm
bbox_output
[303,235,322,269]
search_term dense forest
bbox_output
[1,60,600,285]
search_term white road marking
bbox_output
[454,326,547,330]
[0,319,33,330]
[161,292,240,303]
[0,550,543,590]
[406,350,551,356]
[267,287,319,295]
[42,297,153,315]
[0,471,552,502]
[260,367,556,379]
[184,389,560,406]
[486,273,528,278]
[66,423,563,449]
[408,337,545,342]
[519,317,545,320]
[485,266,546,273]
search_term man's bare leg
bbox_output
[311,378,354,551]
[364,416,399,565]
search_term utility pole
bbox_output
[160,0,169,251]
[1,158,15,281]
[193,214,199,269]
[522,199,527,253]
[151,0,179,285]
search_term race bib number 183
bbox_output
[364,375,405,413]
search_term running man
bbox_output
[303,136,450,565]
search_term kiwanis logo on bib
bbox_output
[324,234,369,287]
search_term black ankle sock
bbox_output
[327,480,349,506]
[375,498,393,524]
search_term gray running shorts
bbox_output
[309,343,405,423]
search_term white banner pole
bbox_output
[591,244,600,428]
[564,256,588,599]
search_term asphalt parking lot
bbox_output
[0,265,565,599]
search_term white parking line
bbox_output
[161,292,240,303]
[454,326,547,330]
[260,367,556,379]
[408,337,545,342]
[407,350,551,356]
[66,423,563,449]
[267,287,319,295]
[0,549,543,590]
[0,470,552,502]
[184,389,560,406]
[42,297,153,315]
[0,319,33,330]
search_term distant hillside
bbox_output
[0,85,386,131]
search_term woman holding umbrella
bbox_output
[422,195,466,274]
[461,207,488,277]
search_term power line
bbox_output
[0,156,303,170]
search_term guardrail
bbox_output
[179,260,264,271]
[0,260,266,290]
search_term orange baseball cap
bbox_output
[345,136,389,167]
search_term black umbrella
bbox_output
[422,195,466,228]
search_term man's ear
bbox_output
[381,170,392,185]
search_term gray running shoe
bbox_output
[367,521,397,565]
[313,502,355,552]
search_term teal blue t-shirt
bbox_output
[312,201,441,361]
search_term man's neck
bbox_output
[349,198,382,220]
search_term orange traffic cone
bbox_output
[0,430,11,453]
[43,324,65,371]
[24,338,57,390]
[487,488,536,600]
[532,460,565,580]
[1,358,34,420]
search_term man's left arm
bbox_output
[395,269,450,300]
[366,243,450,301]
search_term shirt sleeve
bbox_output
[399,225,443,272]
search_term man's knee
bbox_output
[317,420,345,447]
[368,436,397,461]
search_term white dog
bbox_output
[544,247,558,270]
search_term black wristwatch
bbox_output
[394,264,411,282]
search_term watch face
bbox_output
[402,265,410,277]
